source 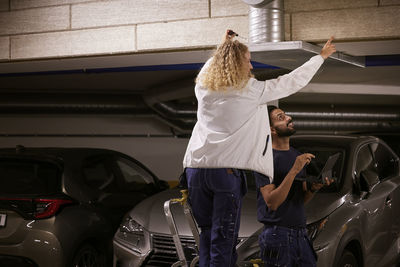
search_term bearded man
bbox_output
[254,106,332,267]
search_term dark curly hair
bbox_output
[268,105,279,124]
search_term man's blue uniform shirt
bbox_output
[255,147,307,229]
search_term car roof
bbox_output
[0,146,158,179]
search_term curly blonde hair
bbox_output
[196,39,253,92]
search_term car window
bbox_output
[369,142,399,180]
[0,159,61,195]
[355,144,379,190]
[83,157,117,192]
[115,157,154,185]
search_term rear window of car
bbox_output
[0,159,62,195]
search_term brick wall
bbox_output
[0,0,399,61]
[285,0,400,41]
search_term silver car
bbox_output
[113,135,400,267]
[0,147,167,267]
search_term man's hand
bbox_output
[320,36,336,59]
[310,177,335,193]
[292,153,315,173]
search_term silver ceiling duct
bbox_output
[243,0,365,69]
[248,0,284,43]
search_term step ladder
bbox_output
[164,189,200,267]
[164,189,263,267]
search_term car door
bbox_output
[111,155,159,224]
[82,154,128,228]
[355,142,396,267]
[368,141,400,266]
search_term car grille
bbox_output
[146,234,198,267]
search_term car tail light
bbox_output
[33,199,74,219]
[0,198,74,219]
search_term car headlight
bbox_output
[307,217,328,241]
[115,216,146,254]
[119,216,144,234]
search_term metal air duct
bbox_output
[242,0,365,68]
[246,0,284,43]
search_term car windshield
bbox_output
[246,146,345,193]
[0,159,62,196]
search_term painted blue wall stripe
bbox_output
[365,55,400,67]
[0,61,278,77]
[1,55,400,77]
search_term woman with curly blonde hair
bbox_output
[183,30,336,267]
[196,37,253,92]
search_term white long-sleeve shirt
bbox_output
[183,55,324,182]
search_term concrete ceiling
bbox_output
[1,39,399,89]
[0,40,399,134]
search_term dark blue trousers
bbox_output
[259,226,317,267]
[186,168,246,267]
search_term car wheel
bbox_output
[72,244,106,267]
[337,249,358,267]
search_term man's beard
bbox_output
[275,121,296,137]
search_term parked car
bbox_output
[0,146,168,267]
[113,135,400,267]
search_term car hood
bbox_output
[129,188,346,237]
[305,192,347,223]
[129,188,263,237]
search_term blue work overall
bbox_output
[186,168,247,267]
